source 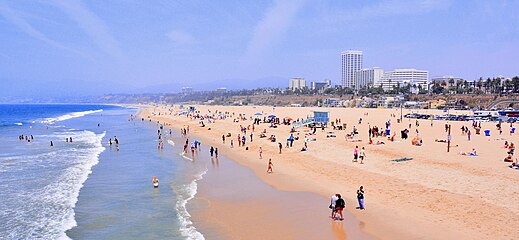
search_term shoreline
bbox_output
[140,104,519,239]
[189,144,373,240]
[138,107,373,239]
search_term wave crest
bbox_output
[40,110,103,124]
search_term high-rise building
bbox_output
[289,77,307,90]
[341,50,363,88]
[355,67,384,89]
[378,68,429,91]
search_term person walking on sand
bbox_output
[215,148,218,159]
[330,194,338,219]
[359,147,366,164]
[267,158,273,173]
[353,146,359,162]
[335,194,345,221]
[210,146,214,157]
[230,139,234,148]
[278,142,282,154]
[357,186,365,210]
[259,147,263,159]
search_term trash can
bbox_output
[385,129,391,135]
[512,128,516,133]
[484,130,490,136]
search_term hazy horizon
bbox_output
[1,0,518,98]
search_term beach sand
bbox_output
[190,153,372,240]
[140,105,519,239]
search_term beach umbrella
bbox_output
[285,117,293,121]
[268,115,276,118]
[254,112,262,116]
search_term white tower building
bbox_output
[341,50,363,88]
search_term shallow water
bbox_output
[0,105,208,239]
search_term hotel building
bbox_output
[378,68,429,91]
[355,67,384,89]
[289,77,307,90]
[341,50,363,88]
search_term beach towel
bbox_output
[391,157,413,162]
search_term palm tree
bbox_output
[485,78,491,93]
[512,76,519,93]
[476,78,483,90]
[504,79,512,93]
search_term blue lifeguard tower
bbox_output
[292,110,330,128]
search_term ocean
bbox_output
[0,104,208,239]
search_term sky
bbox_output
[0,0,518,97]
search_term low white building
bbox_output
[378,68,429,91]
[355,67,384,89]
[289,77,307,90]
[181,87,193,94]
[310,79,332,90]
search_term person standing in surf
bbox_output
[152,176,159,188]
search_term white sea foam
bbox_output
[167,139,175,146]
[176,168,207,240]
[14,122,23,126]
[180,153,193,162]
[40,109,103,124]
[2,130,106,239]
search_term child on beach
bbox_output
[359,147,366,164]
[267,159,273,173]
[353,146,359,162]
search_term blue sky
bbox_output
[0,0,518,97]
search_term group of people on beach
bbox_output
[504,141,517,166]
[330,186,365,221]
[109,136,119,151]
[352,146,366,164]
[18,134,33,143]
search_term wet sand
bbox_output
[190,153,372,240]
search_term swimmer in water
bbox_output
[152,176,159,188]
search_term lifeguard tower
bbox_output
[292,110,330,128]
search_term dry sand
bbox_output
[140,105,519,240]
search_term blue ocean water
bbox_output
[0,104,207,239]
